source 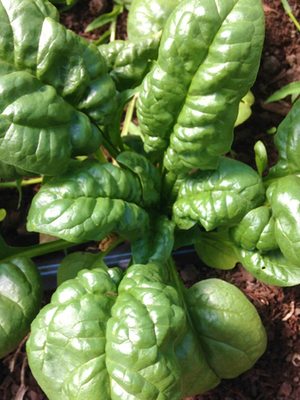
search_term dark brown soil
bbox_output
[1,0,300,399]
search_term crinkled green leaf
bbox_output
[98,32,161,91]
[131,214,175,263]
[27,262,266,399]
[0,257,42,358]
[116,151,161,208]
[0,0,117,176]
[230,206,278,252]
[127,0,181,40]
[27,267,122,399]
[173,158,265,231]
[57,252,121,286]
[267,100,300,179]
[235,247,300,286]
[267,175,300,266]
[27,158,152,243]
[195,232,238,270]
[137,0,265,173]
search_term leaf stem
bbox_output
[109,4,120,42]
[94,147,108,163]
[0,239,78,263]
[121,93,139,137]
[281,0,300,32]
[0,177,43,189]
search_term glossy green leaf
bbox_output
[127,0,181,40]
[184,279,267,380]
[230,206,278,252]
[173,158,265,231]
[27,158,154,243]
[254,140,268,176]
[0,0,117,176]
[0,160,36,181]
[235,247,300,287]
[27,262,266,399]
[0,257,42,358]
[116,151,161,208]
[266,81,300,103]
[267,100,300,179]
[131,214,175,263]
[267,175,300,266]
[235,91,255,127]
[98,32,161,91]
[57,252,115,286]
[137,0,265,173]
[195,232,239,270]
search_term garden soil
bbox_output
[1,0,300,399]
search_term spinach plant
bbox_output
[0,0,285,397]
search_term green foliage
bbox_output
[85,5,123,33]
[127,0,181,39]
[235,91,255,127]
[0,0,117,176]
[137,0,265,173]
[254,140,268,177]
[0,0,274,396]
[266,81,300,104]
[27,263,266,399]
[173,158,265,231]
[98,32,161,91]
[0,257,42,358]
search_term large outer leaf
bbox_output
[27,266,122,400]
[27,262,266,399]
[137,0,265,173]
[184,279,267,381]
[27,158,153,243]
[27,263,185,399]
[0,257,42,358]
[235,248,300,287]
[267,175,300,266]
[98,32,162,91]
[173,158,265,231]
[268,100,300,179]
[230,206,278,252]
[0,0,117,176]
[127,0,181,40]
